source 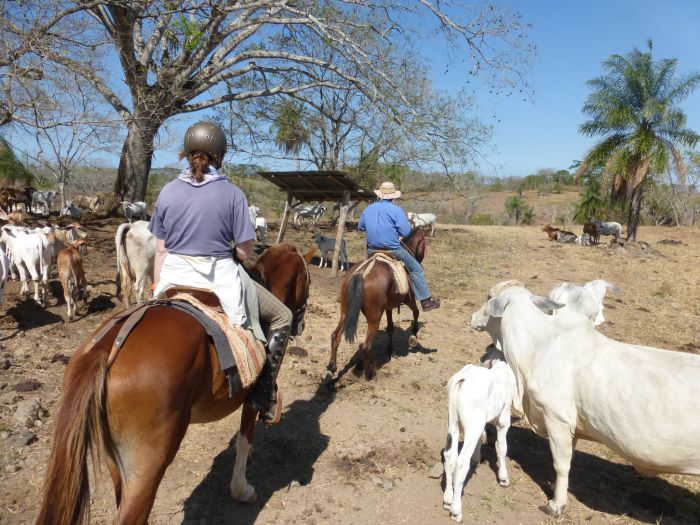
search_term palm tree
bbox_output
[577,40,700,241]
[271,100,309,171]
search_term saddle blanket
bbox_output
[167,291,267,389]
[354,252,410,295]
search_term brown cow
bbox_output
[583,221,600,244]
[542,223,561,241]
[57,239,88,322]
[72,194,104,212]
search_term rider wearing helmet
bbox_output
[149,121,291,424]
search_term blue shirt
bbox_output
[358,200,412,250]
[148,171,255,258]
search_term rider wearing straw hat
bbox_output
[357,181,441,311]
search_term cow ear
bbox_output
[487,296,508,318]
[531,295,564,311]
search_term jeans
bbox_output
[369,245,431,301]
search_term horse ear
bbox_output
[303,247,317,263]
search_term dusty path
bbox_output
[1,219,699,524]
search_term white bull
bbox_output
[0,226,51,306]
[120,201,148,222]
[548,279,620,326]
[407,212,437,236]
[597,221,622,240]
[471,286,700,516]
[115,221,155,307]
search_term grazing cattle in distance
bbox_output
[31,190,57,215]
[554,230,578,243]
[442,360,516,523]
[115,220,155,307]
[57,239,89,322]
[576,232,592,246]
[313,231,348,270]
[542,223,576,242]
[6,211,27,225]
[120,200,148,222]
[583,221,600,243]
[407,212,437,236]
[293,203,327,226]
[0,225,51,306]
[13,186,37,213]
[548,279,620,326]
[541,223,561,241]
[60,201,81,219]
[0,188,16,212]
[471,286,700,517]
[72,194,104,212]
[598,221,622,241]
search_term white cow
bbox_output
[73,194,104,212]
[548,279,620,326]
[120,201,148,222]
[597,221,622,241]
[115,221,155,307]
[248,205,267,247]
[407,212,437,236]
[471,286,700,517]
[31,190,56,215]
[0,226,51,306]
[0,246,8,311]
[442,360,516,523]
[60,201,81,219]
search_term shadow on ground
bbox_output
[182,381,336,524]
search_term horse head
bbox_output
[402,227,427,263]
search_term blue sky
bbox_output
[432,0,700,177]
[8,1,700,179]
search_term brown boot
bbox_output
[420,297,441,311]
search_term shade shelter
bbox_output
[257,170,375,276]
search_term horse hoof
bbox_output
[499,478,510,487]
[230,483,258,503]
[364,368,376,380]
[408,335,418,348]
[540,502,562,516]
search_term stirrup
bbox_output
[259,389,283,425]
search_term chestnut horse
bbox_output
[36,243,313,525]
[328,228,427,380]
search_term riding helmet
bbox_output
[183,121,227,163]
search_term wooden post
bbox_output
[332,190,350,277]
[276,191,293,244]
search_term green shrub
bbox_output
[469,213,494,225]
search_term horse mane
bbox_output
[260,243,298,261]
[401,227,421,245]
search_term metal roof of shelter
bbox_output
[257,170,375,202]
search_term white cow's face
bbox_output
[470,301,491,331]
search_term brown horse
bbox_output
[328,228,427,380]
[35,243,313,524]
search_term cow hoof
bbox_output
[364,367,376,380]
[449,512,463,523]
[408,335,418,348]
[499,478,510,487]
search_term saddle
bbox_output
[354,252,411,295]
[92,288,266,397]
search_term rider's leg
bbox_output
[246,282,292,423]
[391,246,440,311]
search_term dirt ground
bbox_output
[1,217,699,524]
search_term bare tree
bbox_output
[4,1,532,202]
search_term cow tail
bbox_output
[343,273,364,343]
[114,223,131,300]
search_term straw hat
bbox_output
[374,181,401,200]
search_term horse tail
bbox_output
[114,222,131,300]
[36,345,109,525]
[343,273,364,343]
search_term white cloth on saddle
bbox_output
[154,253,265,342]
[355,252,410,295]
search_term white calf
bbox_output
[548,279,620,326]
[407,212,437,236]
[115,221,155,307]
[0,226,51,306]
[120,201,148,222]
[442,361,516,523]
[472,286,700,516]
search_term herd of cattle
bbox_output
[543,220,623,245]
[1,190,696,520]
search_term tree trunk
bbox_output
[626,182,645,242]
[58,179,66,211]
[113,118,160,203]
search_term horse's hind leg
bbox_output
[328,307,346,375]
[385,308,394,357]
[361,320,380,380]
[112,416,189,524]
[230,404,258,502]
[407,299,420,348]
